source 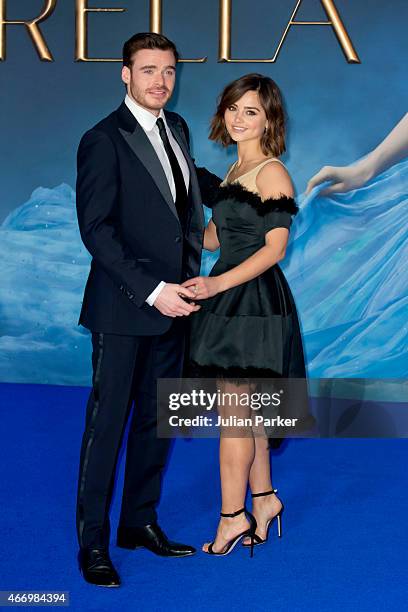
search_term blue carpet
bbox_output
[0,383,406,611]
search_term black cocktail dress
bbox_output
[190,159,306,377]
[188,159,313,435]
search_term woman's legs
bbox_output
[202,381,255,553]
[249,434,273,492]
[242,435,283,543]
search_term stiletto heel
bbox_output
[276,511,282,538]
[204,507,257,557]
[245,508,257,558]
[242,488,284,547]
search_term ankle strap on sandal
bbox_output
[251,488,278,498]
[220,507,246,518]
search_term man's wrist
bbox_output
[146,281,166,306]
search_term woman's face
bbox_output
[224,90,267,146]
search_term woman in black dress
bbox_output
[182,74,308,556]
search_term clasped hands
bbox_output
[154,276,221,318]
[182,275,221,301]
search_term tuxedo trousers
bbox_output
[76,319,185,549]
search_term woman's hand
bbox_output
[181,276,222,300]
[307,113,408,197]
[306,162,373,196]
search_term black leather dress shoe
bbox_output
[78,547,121,587]
[117,523,196,557]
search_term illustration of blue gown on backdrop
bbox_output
[0,157,407,384]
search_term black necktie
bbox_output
[156,117,188,225]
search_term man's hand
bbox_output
[153,283,201,317]
[181,276,221,300]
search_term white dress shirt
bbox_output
[124,95,190,307]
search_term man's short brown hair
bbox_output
[123,32,179,67]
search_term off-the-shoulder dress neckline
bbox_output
[223,157,285,185]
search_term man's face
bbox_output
[121,48,176,115]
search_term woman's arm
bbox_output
[214,226,288,294]
[203,218,220,252]
[182,162,292,299]
[306,112,408,195]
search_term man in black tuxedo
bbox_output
[75,32,220,587]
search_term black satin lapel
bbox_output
[118,123,178,221]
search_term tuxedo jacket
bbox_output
[76,101,221,336]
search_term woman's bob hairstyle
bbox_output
[209,73,286,157]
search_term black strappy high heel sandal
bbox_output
[205,507,257,557]
[242,488,284,547]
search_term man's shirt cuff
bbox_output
[146,281,166,306]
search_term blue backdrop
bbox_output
[0,0,407,384]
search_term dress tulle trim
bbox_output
[213,182,299,216]
[187,360,282,378]
[187,359,282,380]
